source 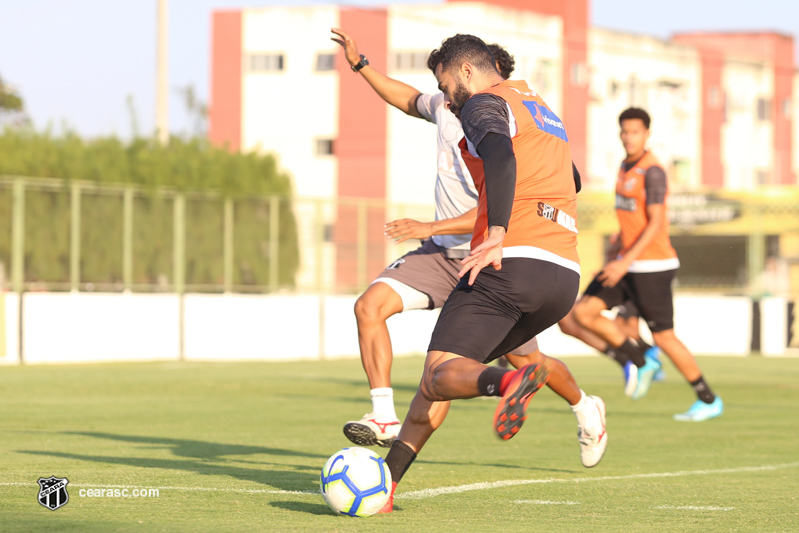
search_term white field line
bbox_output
[513,499,580,505]
[0,482,317,496]
[2,461,797,500]
[653,505,735,511]
[398,461,799,499]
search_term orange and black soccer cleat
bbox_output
[493,361,550,441]
[378,481,397,514]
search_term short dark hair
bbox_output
[487,44,514,80]
[619,107,651,129]
[427,34,499,77]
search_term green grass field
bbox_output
[2,355,798,532]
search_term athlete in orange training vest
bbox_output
[573,107,723,421]
[378,34,607,513]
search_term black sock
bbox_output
[385,440,417,485]
[637,339,653,352]
[617,338,646,368]
[477,366,509,397]
[690,376,716,404]
[603,346,629,368]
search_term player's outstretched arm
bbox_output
[384,208,477,244]
[331,28,423,118]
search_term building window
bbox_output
[315,138,334,156]
[783,98,791,118]
[315,53,335,72]
[248,54,285,73]
[570,62,587,87]
[756,170,770,185]
[392,51,429,71]
[608,79,620,99]
[756,98,771,121]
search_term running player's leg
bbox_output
[487,313,607,466]
[346,240,462,446]
[559,306,630,368]
[354,282,403,391]
[573,277,653,396]
[632,270,722,420]
[346,281,406,447]
[616,300,665,381]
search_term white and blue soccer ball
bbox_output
[320,447,392,517]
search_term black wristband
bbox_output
[351,54,369,72]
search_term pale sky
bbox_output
[1,0,797,138]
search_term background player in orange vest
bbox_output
[379,34,607,513]
[573,107,723,422]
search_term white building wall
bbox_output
[587,29,701,191]
[384,3,562,214]
[241,7,340,290]
[794,71,799,180]
[721,57,774,189]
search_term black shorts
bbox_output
[584,269,676,332]
[616,299,640,320]
[428,258,580,364]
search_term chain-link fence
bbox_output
[1,176,797,297]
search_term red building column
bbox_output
[674,32,796,187]
[209,11,242,151]
[335,9,388,290]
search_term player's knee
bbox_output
[354,293,381,324]
[558,315,579,336]
[420,367,443,402]
[572,302,591,327]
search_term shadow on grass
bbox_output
[269,500,403,516]
[270,500,336,516]
[20,449,317,493]
[64,432,327,461]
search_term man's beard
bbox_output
[448,80,472,119]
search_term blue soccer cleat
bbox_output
[648,347,666,381]
[674,397,724,421]
[631,349,662,400]
[623,361,638,397]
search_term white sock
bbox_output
[570,390,594,427]
[370,388,397,419]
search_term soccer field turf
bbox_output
[2,355,798,532]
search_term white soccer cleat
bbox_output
[343,413,401,448]
[577,395,607,468]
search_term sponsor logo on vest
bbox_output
[537,202,578,233]
[616,194,637,212]
[522,101,569,142]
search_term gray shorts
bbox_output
[374,240,539,356]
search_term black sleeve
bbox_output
[644,166,667,205]
[476,132,516,231]
[460,93,511,148]
[572,162,581,193]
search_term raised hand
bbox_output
[330,28,361,67]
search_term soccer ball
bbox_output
[320,447,392,517]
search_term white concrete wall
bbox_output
[587,29,701,191]
[0,292,20,365]
[22,293,180,364]
[5,292,784,364]
[721,57,774,189]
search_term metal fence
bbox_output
[1,176,797,297]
